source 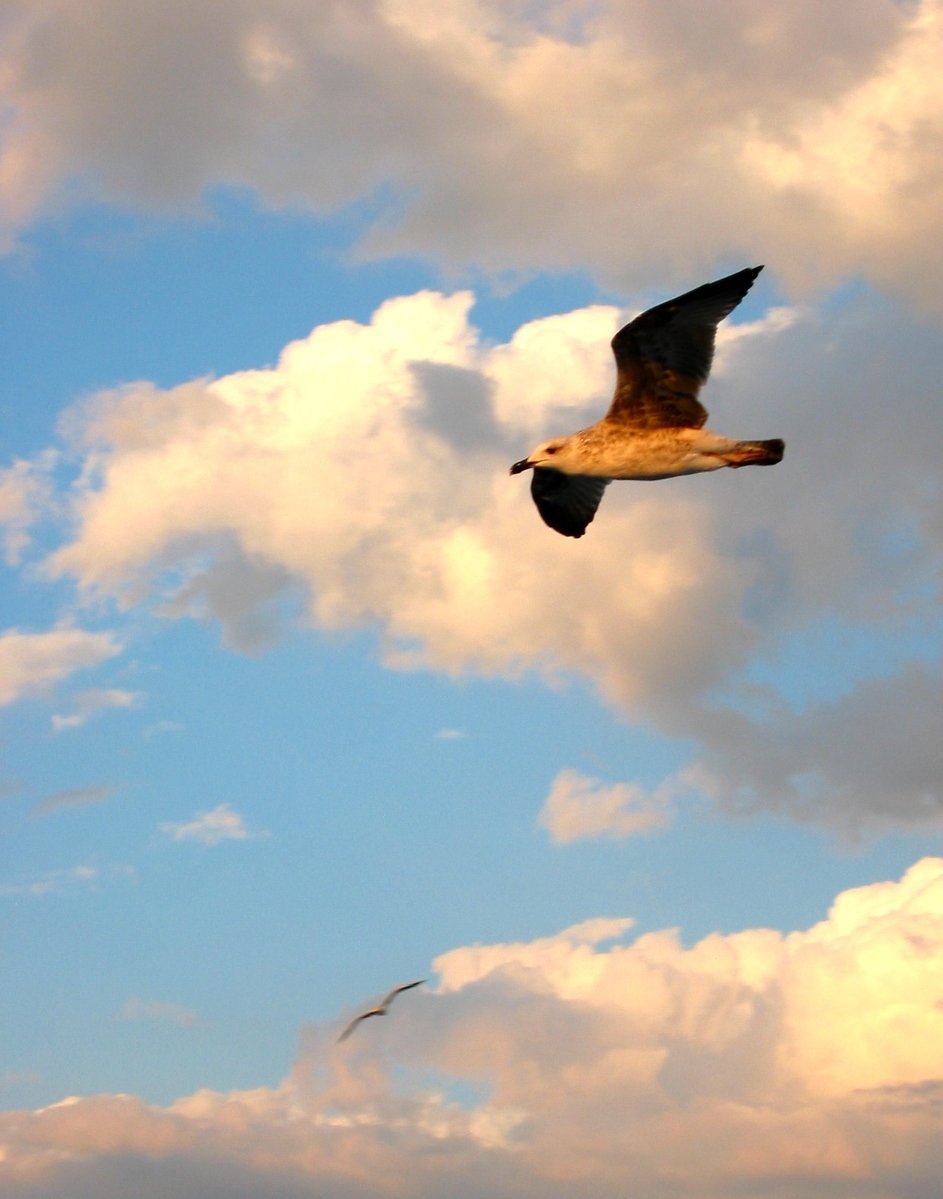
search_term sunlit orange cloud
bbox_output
[4,859,943,1198]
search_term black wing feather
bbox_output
[530,470,609,538]
[607,265,762,427]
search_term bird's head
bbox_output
[509,436,573,475]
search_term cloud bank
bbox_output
[4,858,943,1198]
[2,1,943,303]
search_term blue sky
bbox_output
[2,4,943,1197]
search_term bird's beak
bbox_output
[509,458,533,475]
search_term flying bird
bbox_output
[509,265,784,537]
[336,979,426,1043]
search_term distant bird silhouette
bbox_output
[336,979,426,1042]
[510,265,784,537]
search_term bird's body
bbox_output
[510,265,783,537]
[539,423,766,481]
[336,979,425,1043]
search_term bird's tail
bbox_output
[727,439,784,468]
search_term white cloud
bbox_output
[538,767,676,843]
[2,1,943,304]
[160,803,265,846]
[5,859,943,1196]
[51,687,141,731]
[0,626,122,707]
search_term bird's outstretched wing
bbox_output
[337,980,426,1043]
[531,470,609,539]
[379,979,426,1008]
[607,265,762,430]
[337,1012,375,1043]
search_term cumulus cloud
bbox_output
[51,687,141,731]
[5,859,943,1197]
[44,288,768,711]
[537,767,676,843]
[2,2,943,303]
[0,626,122,707]
[160,803,265,846]
[31,282,943,833]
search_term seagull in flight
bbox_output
[509,265,784,537]
[336,979,426,1043]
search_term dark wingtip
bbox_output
[541,512,591,538]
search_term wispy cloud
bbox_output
[32,785,116,817]
[144,719,184,740]
[159,803,266,846]
[435,727,466,741]
[0,457,52,564]
[0,627,121,707]
[0,1069,41,1090]
[118,997,202,1029]
[51,688,141,731]
[0,862,135,898]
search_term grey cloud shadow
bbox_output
[158,538,305,654]
[409,360,510,454]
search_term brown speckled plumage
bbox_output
[509,266,784,537]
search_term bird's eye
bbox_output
[546,445,558,454]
